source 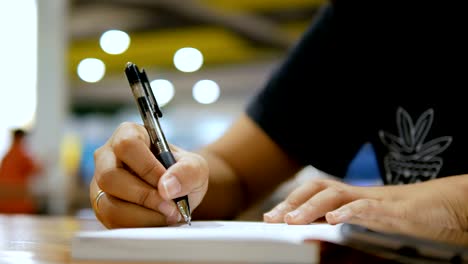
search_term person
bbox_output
[0,129,43,213]
[90,0,468,230]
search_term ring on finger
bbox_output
[93,189,106,215]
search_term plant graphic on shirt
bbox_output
[379,107,452,184]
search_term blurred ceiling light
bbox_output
[77,58,105,83]
[192,80,220,104]
[99,29,130,55]
[173,47,203,72]
[150,79,175,107]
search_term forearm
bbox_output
[191,148,246,220]
[190,114,302,220]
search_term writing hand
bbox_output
[90,122,209,228]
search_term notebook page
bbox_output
[78,221,343,244]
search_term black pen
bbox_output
[124,62,191,225]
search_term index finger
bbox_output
[111,122,166,187]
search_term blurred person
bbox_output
[0,128,43,214]
[90,0,468,230]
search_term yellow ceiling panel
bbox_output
[68,22,311,81]
[200,0,326,12]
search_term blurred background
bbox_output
[0,0,334,216]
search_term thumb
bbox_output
[158,152,209,210]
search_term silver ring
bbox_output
[93,189,106,214]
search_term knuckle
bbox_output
[171,160,197,179]
[118,121,140,132]
[329,186,348,198]
[95,168,116,190]
[184,160,199,174]
[93,146,104,161]
[353,199,376,216]
[285,197,302,208]
[113,136,139,156]
[303,198,317,209]
[362,198,376,210]
[112,124,146,150]
[311,178,332,189]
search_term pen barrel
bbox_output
[155,150,176,169]
[125,62,191,223]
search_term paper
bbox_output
[72,221,343,263]
[84,221,342,242]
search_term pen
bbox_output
[124,62,191,225]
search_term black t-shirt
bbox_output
[247,1,467,185]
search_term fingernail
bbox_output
[158,201,176,217]
[166,212,181,225]
[329,209,351,222]
[162,175,181,198]
[264,203,289,221]
[264,210,278,220]
[285,209,301,221]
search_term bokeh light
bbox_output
[150,79,175,107]
[77,58,106,83]
[99,29,130,55]
[192,80,220,104]
[173,47,203,72]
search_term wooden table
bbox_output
[0,214,103,264]
[0,214,396,264]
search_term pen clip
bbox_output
[140,69,163,118]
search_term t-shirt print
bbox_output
[379,107,452,184]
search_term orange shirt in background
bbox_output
[0,141,42,214]
[0,142,39,184]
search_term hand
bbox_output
[90,122,209,228]
[263,176,468,230]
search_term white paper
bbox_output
[78,220,343,243]
[72,221,343,263]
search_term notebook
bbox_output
[71,220,343,263]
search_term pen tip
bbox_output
[176,198,192,226]
[182,215,191,226]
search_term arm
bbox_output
[193,114,302,219]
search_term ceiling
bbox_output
[67,0,326,106]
